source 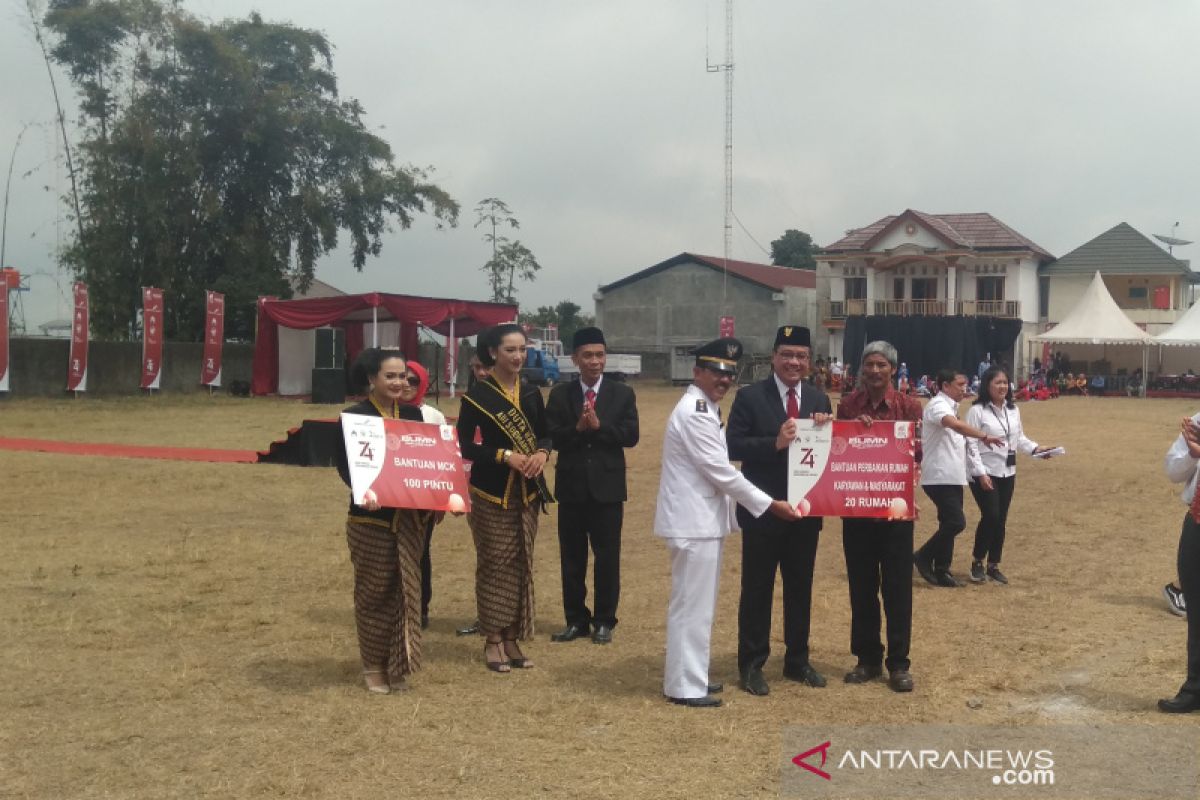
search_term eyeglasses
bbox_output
[405,376,420,386]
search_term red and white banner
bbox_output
[340,415,471,513]
[788,420,917,519]
[140,287,164,389]
[0,271,10,392]
[719,315,735,337]
[67,282,89,392]
[201,290,224,387]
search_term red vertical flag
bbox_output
[140,286,164,389]
[0,270,10,393]
[67,282,89,391]
[719,315,735,337]
[201,290,225,387]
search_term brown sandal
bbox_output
[485,639,511,673]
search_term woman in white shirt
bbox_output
[914,369,1005,588]
[965,367,1054,585]
[1160,413,1200,713]
[401,360,447,628]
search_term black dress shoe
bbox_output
[1158,692,1200,713]
[844,664,883,684]
[934,569,964,588]
[591,624,613,644]
[783,663,827,688]
[667,694,722,708]
[740,669,770,696]
[421,611,430,630]
[913,552,938,585]
[551,623,590,642]
[888,669,914,693]
[707,682,724,694]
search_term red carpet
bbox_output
[0,437,259,463]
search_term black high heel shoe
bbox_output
[485,639,511,673]
[503,639,534,669]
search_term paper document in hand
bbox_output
[787,420,917,519]
[341,414,471,512]
[1032,446,1066,459]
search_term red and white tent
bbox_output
[252,292,516,396]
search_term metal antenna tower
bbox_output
[707,0,734,308]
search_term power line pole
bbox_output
[707,0,734,309]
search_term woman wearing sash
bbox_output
[456,324,553,673]
[336,347,428,694]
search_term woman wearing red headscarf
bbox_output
[400,359,448,629]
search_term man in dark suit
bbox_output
[546,327,640,644]
[727,325,832,695]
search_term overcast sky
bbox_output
[3,0,1200,329]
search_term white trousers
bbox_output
[662,537,724,699]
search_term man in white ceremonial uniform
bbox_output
[655,337,798,708]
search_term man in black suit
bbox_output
[546,327,640,644]
[727,325,832,695]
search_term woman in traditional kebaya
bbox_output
[456,324,553,673]
[336,348,428,694]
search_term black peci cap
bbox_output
[773,325,811,349]
[572,327,606,350]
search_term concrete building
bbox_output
[593,252,816,379]
[1041,222,1196,335]
[816,209,1054,368]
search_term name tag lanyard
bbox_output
[990,404,1016,465]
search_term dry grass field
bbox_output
[1,385,1197,799]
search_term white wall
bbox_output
[1046,276,1092,321]
[875,224,944,251]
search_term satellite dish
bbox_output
[1154,222,1192,253]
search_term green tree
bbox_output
[474,197,540,304]
[770,229,818,270]
[519,299,593,347]
[41,1,458,340]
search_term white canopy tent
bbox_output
[1153,297,1200,376]
[1031,271,1154,394]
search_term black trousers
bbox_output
[968,475,1016,564]
[557,500,623,629]
[842,518,913,672]
[1179,513,1200,696]
[737,515,820,674]
[420,516,435,616]
[917,485,966,570]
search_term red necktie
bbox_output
[786,387,799,419]
[585,388,596,408]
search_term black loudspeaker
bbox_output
[314,327,345,369]
[311,368,346,404]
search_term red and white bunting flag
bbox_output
[67,283,89,391]
[201,290,224,387]
[140,286,164,390]
[0,274,9,393]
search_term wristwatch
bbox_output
[502,449,513,464]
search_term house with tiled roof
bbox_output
[1040,222,1196,331]
[815,209,1055,372]
[594,252,817,374]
